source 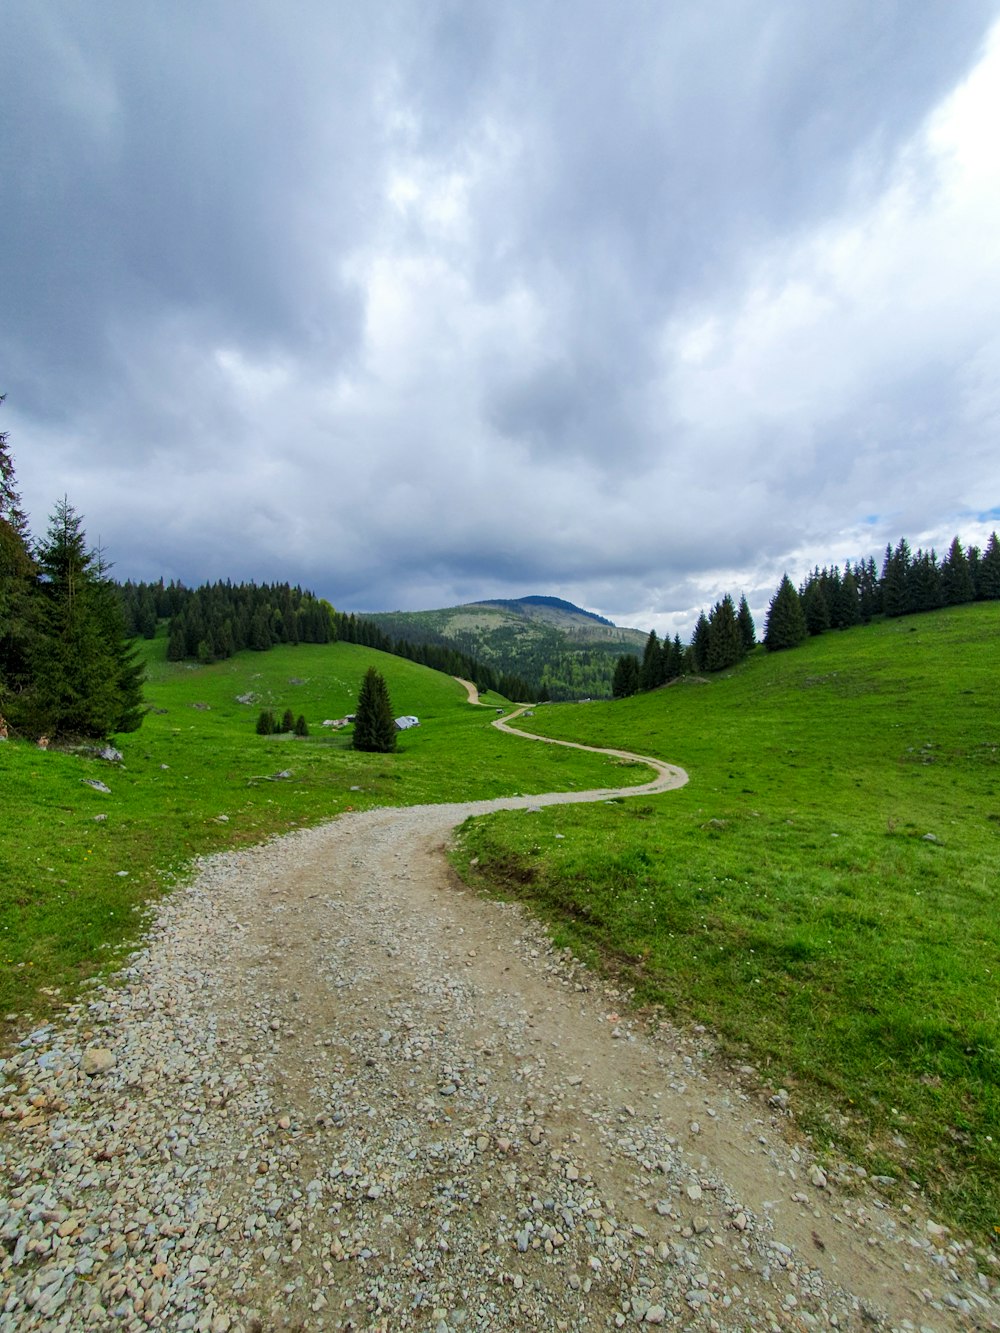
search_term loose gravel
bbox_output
[3,780,999,1331]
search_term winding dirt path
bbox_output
[2,689,998,1331]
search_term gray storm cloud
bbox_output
[2,0,999,638]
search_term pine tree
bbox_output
[256,709,275,735]
[831,565,860,629]
[690,612,710,671]
[294,714,309,736]
[281,707,295,733]
[881,539,911,617]
[639,630,663,691]
[764,574,807,652]
[736,595,755,653]
[801,579,830,636]
[0,402,35,728]
[612,654,639,698]
[857,557,881,621]
[979,532,1000,599]
[705,595,743,671]
[910,548,943,612]
[0,396,29,540]
[352,667,397,753]
[24,498,145,738]
[940,536,974,605]
[667,634,685,680]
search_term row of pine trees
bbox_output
[0,404,144,739]
[119,576,541,702]
[614,532,1000,697]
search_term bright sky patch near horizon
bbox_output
[3,2,999,639]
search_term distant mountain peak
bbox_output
[478,595,616,627]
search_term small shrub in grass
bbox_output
[255,709,275,735]
[294,714,308,736]
[281,708,295,732]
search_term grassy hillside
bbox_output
[0,637,641,1031]
[452,603,1000,1238]
[367,595,648,700]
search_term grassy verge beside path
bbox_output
[452,604,1000,1241]
[1,636,642,1035]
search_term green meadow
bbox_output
[453,603,1000,1238]
[4,606,999,1239]
[0,636,635,1030]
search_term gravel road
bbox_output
[2,719,998,1331]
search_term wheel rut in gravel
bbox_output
[2,705,998,1332]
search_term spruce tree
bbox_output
[832,565,861,629]
[881,539,911,617]
[801,579,830,636]
[857,557,881,621]
[639,630,662,691]
[910,548,943,612]
[668,634,685,679]
[705,595,743,671]
[736,595,755,653]
[979,532,1000,599]
[690,612,710,671]
[612,654,639,698]
[352,666,397,753]
[25,498,145,738]
[0,403,35,728]
[0,396,29,540]
[941,536,975,605]
[763,574,807,652]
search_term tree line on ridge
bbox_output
[613,533,1000,697]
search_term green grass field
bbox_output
[452,603,1000,1239]
[4,607,999,1240]
[0,636,637,1030]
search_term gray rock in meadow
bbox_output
[81,1047,116,1076]
[81,779,111,794]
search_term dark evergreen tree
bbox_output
[23,499,144,738]
[831,565,860,629]
[167,621,187,661]
[666,634,685,680]
[736,595,755,653]
[705,595,743,671]
[281,707,295,732]
[352,667,397,753]
[690,612,710,671]
[763,574,807,652]
[976,532,1000,600]
[881,539,912,617]
[856,557,881,621]
[801,579,830,636]
[256,709,275,735]
[910,548,943,612]
[0,396,29,540]
[941,536,975,605]
[294,714,309,736]
[639,629,663,691]
[134,584,157,638]
[0,400,35,723]
[612,653,639,698]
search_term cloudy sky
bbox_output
[3,2,1000,637]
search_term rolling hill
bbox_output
[454,600,1000,1236]
[365,595,649,700]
